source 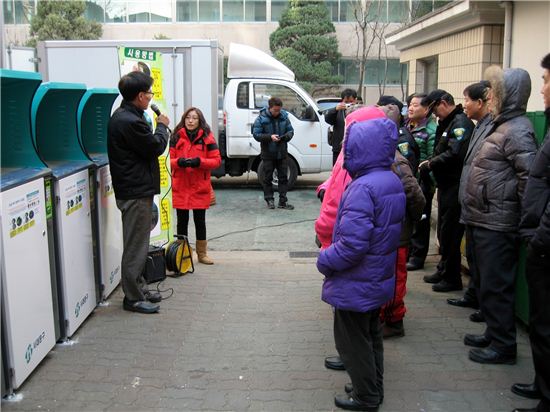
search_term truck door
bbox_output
[250,82,323,173]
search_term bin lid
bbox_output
[0,69,45,169]
[77,88,119,163]
[31,82,92,165]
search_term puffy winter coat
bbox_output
[317,118,406,312]
[403,116,437,162]
[458,113,493,223]
[315,106,387,249]
[520,109,550,256]
[108,100,169,200]
[462,68,538,232]
[169,128,221,210]
[393,151,425,246]
[252,108,294,160]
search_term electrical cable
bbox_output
[207,218,316,241]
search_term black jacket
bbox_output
[107,100,169,200]
[252,107,294,160]
[462,69,537,232]
[324,107,346,153]
[429,105,474,189]
[520,108,550,256]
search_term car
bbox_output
[315,97,341,112]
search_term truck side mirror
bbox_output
[304,105,318,122]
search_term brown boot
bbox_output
[196,239,214,265]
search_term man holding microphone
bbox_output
[108,70,170,314]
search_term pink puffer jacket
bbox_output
[315,106,387,249]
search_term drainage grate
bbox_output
[289,251,319,258]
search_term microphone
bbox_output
[150,103,161,116]
[150,104,171,132]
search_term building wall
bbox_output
[400,25,503,102]
[510,1,550,112]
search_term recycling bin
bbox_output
[0,69,57,393]
[77,88,122,301]
[31,82,97,339]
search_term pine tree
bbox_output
[270,0,342,87]
[27,1,102,47]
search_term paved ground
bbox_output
[2,176,539,411]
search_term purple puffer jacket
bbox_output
[317,118,406,312]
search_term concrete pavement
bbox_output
[1,180,539,412]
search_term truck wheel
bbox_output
[257,159,298,191]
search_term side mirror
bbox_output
[304,105,318,122]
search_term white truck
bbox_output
[36,39,333,189]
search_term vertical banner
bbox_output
[118,46,173,247]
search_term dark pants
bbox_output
[436,184,464,285]
[262,157,288,203]
[473,226,519,354]
[332,150,340,166]
[408,177,434,266]
[526,249,550,412]
[116,197,152,302]
[176,209,206,240]
[463,225,480,304]
[334,308,383,405]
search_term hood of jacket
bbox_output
[494,68,531,125]
[343,118,398,177]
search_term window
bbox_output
[223,0,243,21]
[388,0,409,23]
[270,0,287,22]
[325,0,338,22]
[253,83,309,121]
[105,0,127,22]
[237,82,249,108]
[338,59,408,86]
[14,0,34,24]
[244,0,265,22]
[128,0,150,22]
[150,0,172,22]
[3,0,15,24]
[199,0,220,21]
[176,0,198,21]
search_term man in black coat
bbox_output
[325,89,357,165]
[419,90,474,292]
[108,71,170,314]
[512,53,550,412]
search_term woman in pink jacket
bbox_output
[315,106,387,249]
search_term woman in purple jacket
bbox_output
[317,118,406,411]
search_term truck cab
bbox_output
[217,43,332,189]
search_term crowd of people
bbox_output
[106,53,550,412]
[314,55,550,412]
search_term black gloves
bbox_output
[188,157,200,168]
[177,157,201,168]
[318,189,326,202]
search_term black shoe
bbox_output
[423,272,442,284]
[447,297,479,309]
[123,298,159,314]
[469,310,485,323]
[511,382,541,399]
[278,201,294,210]
[464,333,491,348]
[266,199,275,209]
[383,320,405,338]
[512,408,537,412]
[325,356,345,370]
[432,280,462,292]
[468,347,516,365]
[343,385,383,405]
[334,394,379,411]
[406,260,424,271]
[144,290,162,303]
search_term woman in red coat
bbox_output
[170,107,221,264]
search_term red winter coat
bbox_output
[170,128,221,210]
